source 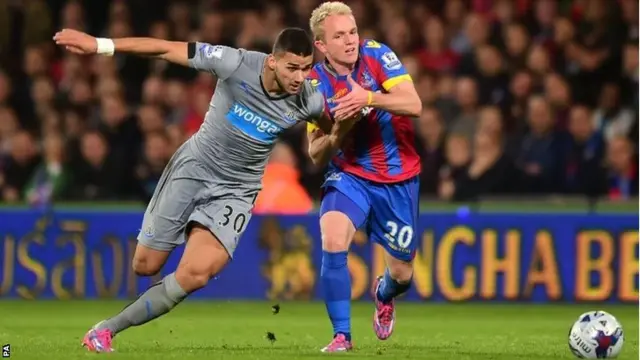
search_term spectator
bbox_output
[527,0,557,43]
[619,0,638,41]
[141,76,166,106]
[592,82,636,141]
[67,78,93,107]
[605,136,639,199]
[62,106,88,167]
[137,105,166,136]
[564,105,605,195]
[401,55,421,83]
[433,74,458,122]
[544,72,572,130]
[415,73,438,106]
[516,96,564,193]
[490,0,518,47]
[438,134,471,199]
[474,45,510,109]
[0,71,12,107]
[503,22,531,72]
[0,107,20,154]
[67,131,126,200]
[254,142,313,215]
[416,16,459,73]
[456,13,491,75]
[527,44,552,84]
[507,69,534,132]
[24,133,69,204]
[477,105,518,157]
[621,41,638,111]
[183,88,212,137]
[135,131,171,202]
[383,17,413,57]
[552,17,575,74]
[416,107,446,195]
[98,94,142,182]
[450,77,479,143]
[166,124,188,155]
[445,0,470,54]
[1,131,41,203]
[442,128,516,201]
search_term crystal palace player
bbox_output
[306,2,422,352]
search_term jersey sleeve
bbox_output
[188,42,242,80]
[306,91,325,121]
[365,40,412,91]
[303,73,327,132]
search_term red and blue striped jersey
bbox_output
[307,39,421,183]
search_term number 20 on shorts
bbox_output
[383,221,413,248]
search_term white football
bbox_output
[568,311,624,358]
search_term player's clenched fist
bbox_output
[53,29,98,55]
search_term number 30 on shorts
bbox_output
[383,221,413,248]
[220,206,247,234]
[219,194,257,234]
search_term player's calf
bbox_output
[319,210,357,347]
[385,257,413,284]
[85,223,229,352]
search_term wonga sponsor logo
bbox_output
[227,103,283,143]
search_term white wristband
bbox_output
[96,38,115,56]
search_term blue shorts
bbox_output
[319,171,419,262]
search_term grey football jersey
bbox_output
[185,42,324,188]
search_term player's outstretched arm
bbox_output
[53,29,189,66]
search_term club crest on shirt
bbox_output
[360,71,376,89]
[283,109,297,123]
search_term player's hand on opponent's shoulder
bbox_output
[332,76,371,122]
[53,29,97,55]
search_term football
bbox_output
[568,311,624,358]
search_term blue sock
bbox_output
[376,268,412,304]
[321,251,351,341]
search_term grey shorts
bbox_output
[137,145,258,258]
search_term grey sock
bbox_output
[98,272,188,335]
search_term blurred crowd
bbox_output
[0,0,637,212]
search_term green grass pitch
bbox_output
[0,300,637,359]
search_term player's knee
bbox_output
[132,256,161,276]
[175,223,230,291]
[175,264,210,291]
[132,246,170,276]
[320,211,355,252]
[387,259,413,283]
[322,233,350,252]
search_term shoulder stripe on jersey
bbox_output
[382,74,412,91]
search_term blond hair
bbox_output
[309,1,353,40]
